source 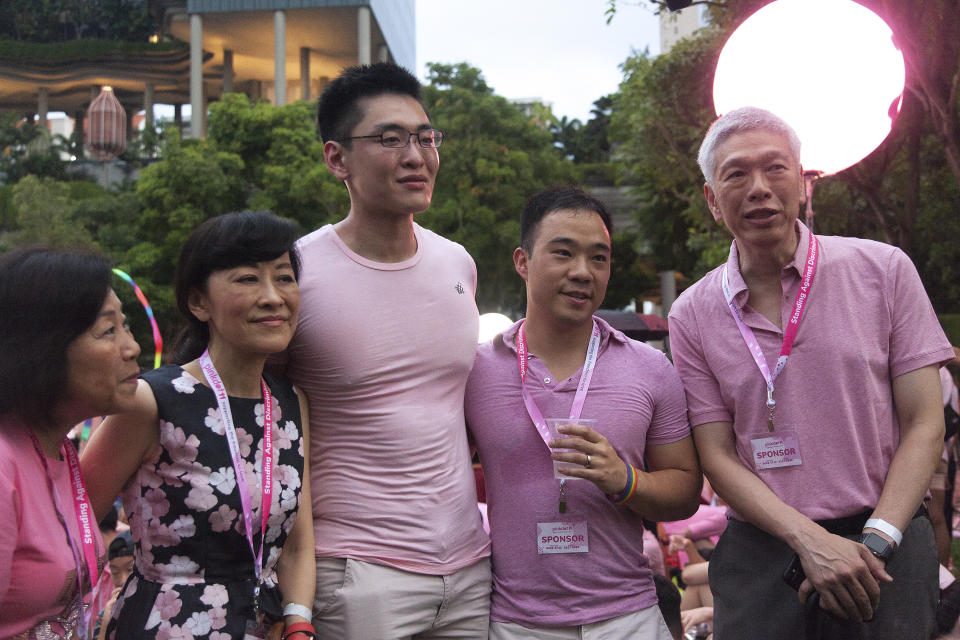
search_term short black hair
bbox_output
[0,248,112,427]
[653,574,683,640]
[520,186,613,253]
[172,210,302,363]
[317,62,424,144]
[108,530,133,560]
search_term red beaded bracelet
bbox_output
[281,621,317,640]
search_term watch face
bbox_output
[861,532,894,560]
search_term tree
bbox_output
[206,95,349,231]
[605,0,960,312]
[0,0,158,42]
[610,34,729,280]
[420,63,576,314]
[7,175,97,249]
[0,114,68,184]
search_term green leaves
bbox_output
[421,63,573,313]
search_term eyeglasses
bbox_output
[339,129,444,149]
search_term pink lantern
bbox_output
[86,86,127,161]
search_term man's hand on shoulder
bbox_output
[795,526,892,622]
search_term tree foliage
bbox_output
[611,32,729,278]
[606,0,960,311]
[0,0,156,42]
[420,63,576,314]
[0,114,68,184]
[206,95,349,231]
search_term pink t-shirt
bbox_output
[662,504,727,541]
[669,222,955,520]
[464,319,690,626]
[942,367,958,413]
[279,223,490,574]
[0,419,105,638]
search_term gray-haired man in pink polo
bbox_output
[669,106,954,639]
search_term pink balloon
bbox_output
[713,0,905,176]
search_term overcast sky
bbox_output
[415,0,662,123]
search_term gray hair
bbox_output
[697,106,802,187]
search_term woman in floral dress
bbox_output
[82,211,315,640]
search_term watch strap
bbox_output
[864,518,902,546]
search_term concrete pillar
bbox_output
[659,270,676,318]
[274,10,286,106]
[357,6,371,65]
[37,87,49,130]
[377,44,388,63]
[190,13,204,138]
[223,49,234,93]
[125,104,135,143]
[300,47,310,102]
[74,109,85,157]
[144,83,154,129]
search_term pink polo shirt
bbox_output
[0,418,104,638]
[669,222,954,521]
[464,319,690,626]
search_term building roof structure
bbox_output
[0,0,415,138]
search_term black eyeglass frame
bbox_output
[336,129,444,149]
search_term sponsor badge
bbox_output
[537,521,589,554]
[750,430,802,470]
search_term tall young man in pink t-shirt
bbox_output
[669,107,954,639]
[275,63,491,639]
[465,187,701,639]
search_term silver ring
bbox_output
[585,455,592,469]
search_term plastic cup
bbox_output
[544,418,596,479]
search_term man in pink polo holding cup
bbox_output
[465,187,702,639]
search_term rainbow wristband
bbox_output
[608,463,638,504]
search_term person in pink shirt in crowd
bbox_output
[464,187,701,639]
[0,248,142,639]
[270,62,491,639]
[669,107,954,639]
[930,365,960,565]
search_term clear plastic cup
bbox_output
[544,418,596,479]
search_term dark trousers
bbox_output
[709,516,938,640]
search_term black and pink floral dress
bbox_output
[105,365,305,640]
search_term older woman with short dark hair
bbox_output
[0,248,142,639]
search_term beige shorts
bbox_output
[312,556,491,639]
[488,605,673,640]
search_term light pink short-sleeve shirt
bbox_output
[0,420,103,638]
[282,224,490,574]
[669,222,954,520]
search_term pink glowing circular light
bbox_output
[713,0,905,176]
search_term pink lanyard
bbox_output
[28,430,99,639]
[721,232,819,430]
[198,351,273,597]
[515,320,601,448]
